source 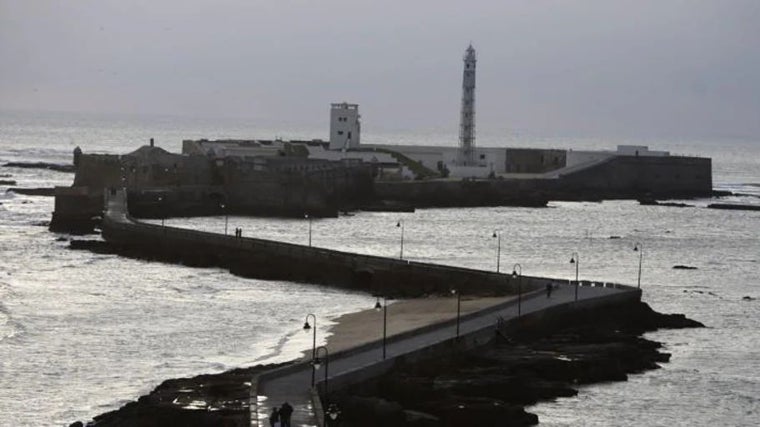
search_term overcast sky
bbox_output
[1,0,759,139]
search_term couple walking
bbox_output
[269,401,293,427]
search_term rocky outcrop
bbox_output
[4,161,75,172]
[708,203,760,211]
[70,363,284,427]
[329,301,703,427]
[6,187,55,196]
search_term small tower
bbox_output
[458,44,477,166]
[329,103,361,151]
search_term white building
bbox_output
[329,103,361,151]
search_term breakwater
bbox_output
[101,188,543,297]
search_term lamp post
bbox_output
[158,196,165,229]
[375,295,388,359]
[396,220,404,259]
[220,203,228,235]
[303,313,317,386]
[512,263,522,316]
[634,242,643,289]
[305,214,313,247]
[452,289,461,339]
[313,346,330,403]
[570,252,579,301]
[492,231,501,273]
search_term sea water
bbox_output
[0,111,758,426]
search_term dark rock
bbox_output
[3,161,75,172]
[673,265,698,270]
[707,203,760,211]
[56,237,68,242]
[337,396,406,427]
[334,301,702,427]
[0,179,17,185]
[6,187,55,196]
[69,422,84,427]
[85,364,283,427]
[637,198,693,207]
[69,240,115,254]
[743,296,756,301]
[404,409,439,427]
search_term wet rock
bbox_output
[6,187,55,196]
[673,265,698,270]
[334,301,702,427]
[708,203,760,211]
[0,179,17,185]
[69,240,115,254]
[404,409,439,427]
[338,396,406,427]
[85,364,283,426]
[743,296,756,301]
[3,161,74,172]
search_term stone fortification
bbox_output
[375,154,712,207]
[51,143,374,232]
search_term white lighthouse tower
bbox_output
[458,44,477,166]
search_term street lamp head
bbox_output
[451,289,457,296]
[492,231,497,238]
[570,257,576,264]
[312,357,321,370]
[512,270,518,277]
[634,244,639,252]
[374,300,382,311]
[303,321,311,331]
[304,213,309,219]
[396,221,401,228]
[326,404,341,420]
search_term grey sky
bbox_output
[1,0,759,138]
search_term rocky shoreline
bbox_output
[70,301,701,427]
[329,301,703,426]
[71,364,285,427]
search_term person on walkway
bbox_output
[268,407,280,427]
[279,402,293,427]
[546,282,553,298]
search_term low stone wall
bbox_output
[102,189,543,297]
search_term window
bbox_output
[480,154,486,160]
[337,131,344,135]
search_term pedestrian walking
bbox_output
[279,402,293,427]
[546,282,553,298]
[269,407,280,427]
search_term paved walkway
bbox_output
[254,283,633,426]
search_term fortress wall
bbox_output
[374,178,546,207]
[557,155,712,196]
[72,154,123,190]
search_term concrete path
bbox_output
[254,283,631,426]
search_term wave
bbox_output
[249,329,302,364]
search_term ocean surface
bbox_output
[0,111,758,426]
